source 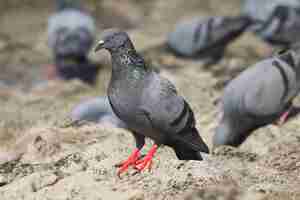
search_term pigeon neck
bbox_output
[55,55,87,66]
[110,48,148,79]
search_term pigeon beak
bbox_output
[94,40,105,52]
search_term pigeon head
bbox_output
[94,29,134,53]
[53,27,94,57]
[271,5,290,22]
[213,121,234,147]
[213,119,252,148]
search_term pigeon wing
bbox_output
[243,67,286,117]
[140,74,208,152]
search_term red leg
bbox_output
[45,64,58,80]
[275,106,293,126]
[116,148,141,177]
[135,144,158,172]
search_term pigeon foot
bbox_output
[116,148,141,177]
[45,64,57,80]
[277,111,290,126]
[134,144,158,172]
[275,106,293,126]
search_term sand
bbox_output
[0,0,299,199]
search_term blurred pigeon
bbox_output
[242,0,300,22]
[214,45,300,147]
[48,0,95,57]
[254,5,300,48]
[242,0,300,47]
[167,16,253,63]
[47,0,99,85]
[94,29,209,176]
[70,96,128,128]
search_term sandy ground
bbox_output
[0,0,300,199]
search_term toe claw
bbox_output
[114,162,122,168]
[131,170,141,176]
[135,161,148,171]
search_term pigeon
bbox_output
[94,29,209,176]
[167,16,253,63]
[254,5,300,48]
[242,0,300,22]
[47,0,99,85]
[242,0,300,47]
[213,44,300,147]
[70,96,128,128]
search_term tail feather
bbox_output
[172,143,203,161]
[171,127,209,160]
[176,127,209,154]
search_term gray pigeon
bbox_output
[47,0,99,84]
[70,96,127,129]
[213,44,300,147]
[94,29,209,175]
[167,16,253,63]
[242,0,300,47]
[242,0,300,22]
[255,5,300,48]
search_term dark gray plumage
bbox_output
[70,96,127,129]
[95,29,209,163]
[52,56,100,85]
[214,45,300,147]
[167,16,252,62]
[55,0,81,10]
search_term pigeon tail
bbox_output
[172,143,203,161]
[176,127,209,154]
[171,127,209,160]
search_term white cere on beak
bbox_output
[94,40,105,52]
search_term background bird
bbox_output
[167,15,253,64]
[254,5,300,48]
[242,0,300,22]
[213,44,300,147]
[70,96,128,129]
[94,29,209,176]
[242,0,300,48]
[47,0,99,85]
